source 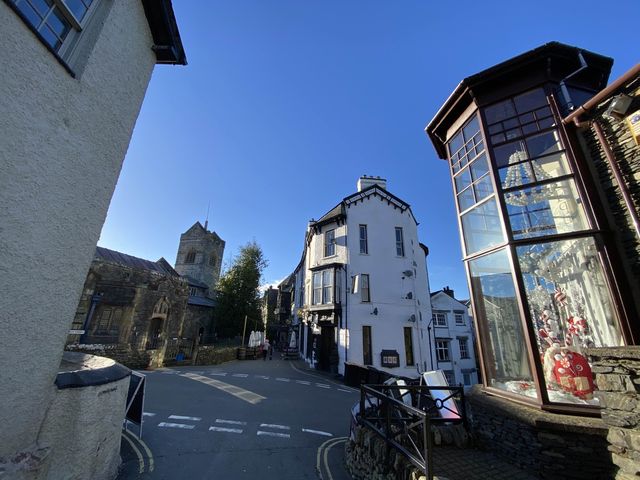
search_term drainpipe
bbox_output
[427,317,435,371]
[592,121,640,240]
[558,50,589,112]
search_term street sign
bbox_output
[125,372,146,438]
[69,329,85,335]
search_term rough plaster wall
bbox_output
[39,376,129,480]
[0,0,155,460]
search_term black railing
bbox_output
[358,383,465,480]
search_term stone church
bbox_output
[66,222,225,368]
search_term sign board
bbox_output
[625,110,640,146]
[422,370,460,420]
[380,349,400,368]
[125,372,146,438]
[68,329,85,335]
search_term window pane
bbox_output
[485,100,516,125]
[469,249,535,398]
[457,187,475,212]
[31,0,52,16]
[15,1,43,28]
[499,161,535,189]
[463,116,480,141]
[533,152,570,179]
[461,198,505,255]
[526,131,561,158]
[363,326,372,365]
[474,175,493,202]
[39,24,60,49]
[516,238,624,405]
[493,140,528,169]
[514,89,547,114]
[504,179,588,239]
[47,8,71,39]
[64,0,89,21]
[448,133,463,161]
[404,327,414,366]
[454,167,472,192]
[470,154,489,181]
[359,225,368,254]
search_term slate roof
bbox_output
[187,296,216,307]
[95,246,177,276]
[183,275,209,289]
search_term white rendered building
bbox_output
[294,177,434,379]
[430,288,479,389]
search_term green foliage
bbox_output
[214,241,267,338]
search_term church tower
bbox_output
[174,221,225,295]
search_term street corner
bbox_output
[119,429,155,477]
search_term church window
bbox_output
[185,250,196,264]
[209,254,216,266]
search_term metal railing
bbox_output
[358,383,465,480]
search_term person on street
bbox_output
[262,338,270,361]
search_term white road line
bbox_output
[316,383,331,389]
[157,422,195,430]
[259,423,290,430]
[275,377,290,382]
[209,426,243,434]
[182,373,266,405]
[142,412,156,417]
[255,375,270,379]
[295,380,311,385]
[209,372,227,376]
[232,373,248,378]
[302,428,333,437]
[257,431,290,438]
[338,388,355,393]
[215,419,247,426]
[168,415,202,421]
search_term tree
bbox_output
[214,241,267,339]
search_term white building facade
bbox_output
[294,177,434,379]
[430,288,479,388]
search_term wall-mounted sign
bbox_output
[626,109,640,146]
[380,349,400,368]
[69,329,85,335]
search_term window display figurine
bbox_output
[544,345,595,400]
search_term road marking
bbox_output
[338,388,355,393]
[215,419,247,426]
[168,415,201,421]
[317,437,347,480]
[296,380,311,385]
[209,372,227,376]
[232,373,248,378]
[275,377,290,382]
[316,383,331,389]
[123,428,155,473]
[209,426,243,434]
[121,432,145,474]
[260,423,290,430]
[182,373,266,405]
[289,361,359,392]
[158,422,195,429]
[143,412,156,417]
[302,428,333,437]
[257,431,290,438]
[255,375,270,379]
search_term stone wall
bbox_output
[193,345,237,366]
[345,425,426,480]
[66,343,151,370]
[466,386,613,479]
[587,347,640,479]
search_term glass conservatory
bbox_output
[426,43,635,413]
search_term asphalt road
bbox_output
[118,357,357,480]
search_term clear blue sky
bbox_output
[99,0,639,299]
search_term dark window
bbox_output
[185,250,196,264]
[359,225,368,254]
[209,255,216,266]
[361,274,370,302]
[458,338,469,359]
[436,339,450,362]
[363,326,372,366]
[395,227,404,256]
[324,229,335,257]
[404,327,414,366]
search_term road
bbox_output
[118,357,356,480]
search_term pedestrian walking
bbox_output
[262,338,270,361]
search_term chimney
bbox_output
[357,175,387,192]
[443,286,455,298]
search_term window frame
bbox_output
[312,269,334,305]
[185,250,196,264]
[359,224,368,254]
[458,337,469,359]
[432,312,447,326]
[360,274,371,303]
[454,313,465,325]
[404,326,414,366]
[363,325,372,366]
[436,339,450,362]
[324,229,336,257]
[395,227,405,257]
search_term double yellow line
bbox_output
[316,436,348,480]
[121,428,155,474]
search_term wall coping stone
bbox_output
[585,347,640,361]
[468,385,608,436]
[55,351,131,389]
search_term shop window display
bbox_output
[517,238,624,405]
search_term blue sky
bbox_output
[99,0,639,299]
